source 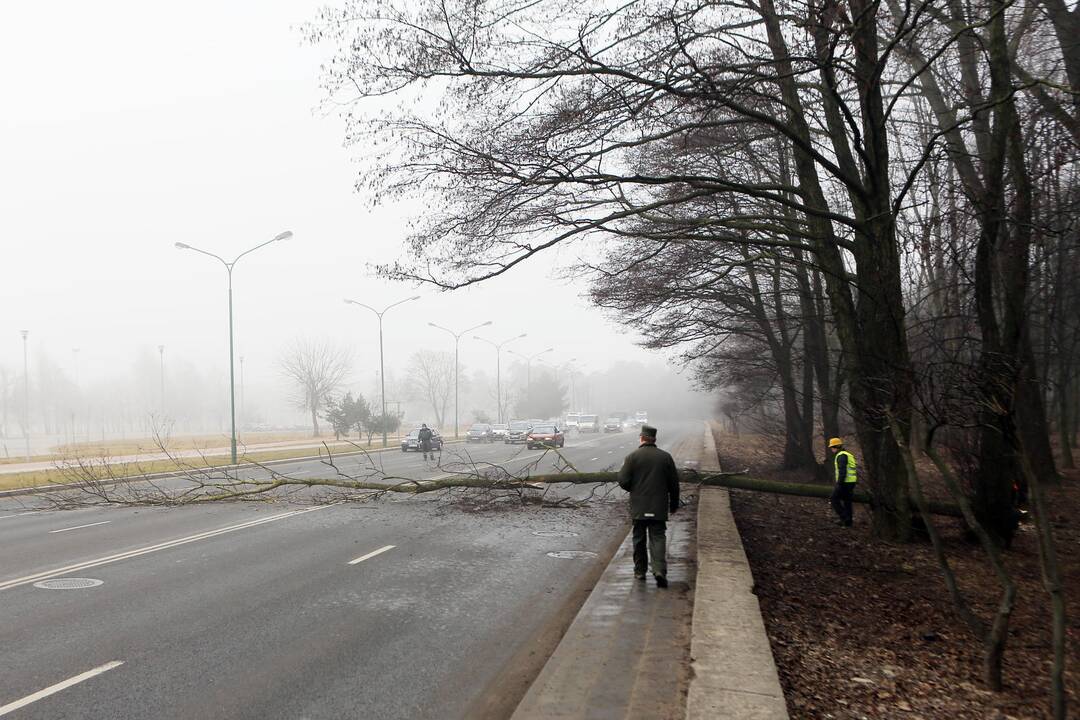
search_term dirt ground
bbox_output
[716,429,1078,719]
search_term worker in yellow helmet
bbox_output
[828,438,857,527]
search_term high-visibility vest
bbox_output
[834,450,857,484]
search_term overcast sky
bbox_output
[0,1,680,404]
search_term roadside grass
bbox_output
[0,438,421,492]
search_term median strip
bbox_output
[0,504,333,592]
[0,661,124,717]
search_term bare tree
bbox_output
[408,349,454,428]
[279,339,352,436]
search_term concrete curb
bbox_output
[687,424,789,719]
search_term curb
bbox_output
[687,422,789,719]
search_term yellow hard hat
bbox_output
[828,437,844,448]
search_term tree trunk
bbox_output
[311,407,320,437]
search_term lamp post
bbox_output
[158,345,165,418]
[507,347,554,388]
[239,355,245,428]
[428,320,492,438]
[473,333,527,424]
[71,348,80,443]
[344,295,420,447]
[20,330,29,459]
[175,230,293,464]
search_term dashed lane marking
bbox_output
[0,504,335,592]
[348,544,396,565]
[48,520,111,534]
[0,661,124,717]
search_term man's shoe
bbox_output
[634,572,647,581]
[654,575,668,588]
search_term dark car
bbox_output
[466,423,495,443]
[401,428,444,452]
[603,417,622,433]
[505,420,531,444]
[527,424,565,449]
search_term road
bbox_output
[0,423,697,719]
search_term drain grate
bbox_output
[546,550,597,559]
[33,578,104,590]
[532,530,579,538]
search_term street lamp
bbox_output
[473,333,527,424]
[20,330,29,459]
[158,345,165,418]
[175,230,293,464]
[428,320,492,438]
[344,295,420,447]
[507,347,554,388]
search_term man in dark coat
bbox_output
[618,425,680,588]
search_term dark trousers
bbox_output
[632,519,667,578]
[830,482,855,525]
[420,440,432,458]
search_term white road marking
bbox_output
[0,661,124,717]
[590,457,599,461]
[18,512,40,517]
[349,545,396,565]
[49,520,111,534]
[0,504,333,592]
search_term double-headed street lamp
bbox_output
[507,347,554,388]
[344,295,420,447]
[473,333,527,424]
[429,320,492,438]
[176,230,293,465]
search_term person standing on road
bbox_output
[618,425,680,588]
[829,437,857,527]
[418,423,434,460]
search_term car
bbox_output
[603,417,622,433]
[565,412,581,432]
[466,423,495,443]
[527,424,565,449]
[505,420,531,444]
[401,427,444,452]
[578,414,600,433]
[491,423,509,440]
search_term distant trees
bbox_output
[279,339,352,437]
[407,350,455,428]
[323,391,371,441]
[514,371,567,421]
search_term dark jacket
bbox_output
[617,442,680,521]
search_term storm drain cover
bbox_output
[546,550,597,559]
[532,530,580,538]
[33,578,104,590]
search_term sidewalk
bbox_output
[511,422,788,719]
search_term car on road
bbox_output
[505,420,531,444]
[603,417,622,433]
[401,428,444,452]
[466,423,495,443]
[491,423,509,440]
[527,424,565,449]
[578,414,600,433]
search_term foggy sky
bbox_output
[0,1,708,431]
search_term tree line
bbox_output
[306,1,1077,709]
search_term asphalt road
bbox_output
[0,422,697,719]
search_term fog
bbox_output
[0,1,713,454]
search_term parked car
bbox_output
[505,420,532,444]
[491,423,509,440]
[466,423,495,443]
[603,417,623,433]
[527,424,565,449]
[401,428,444,452]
